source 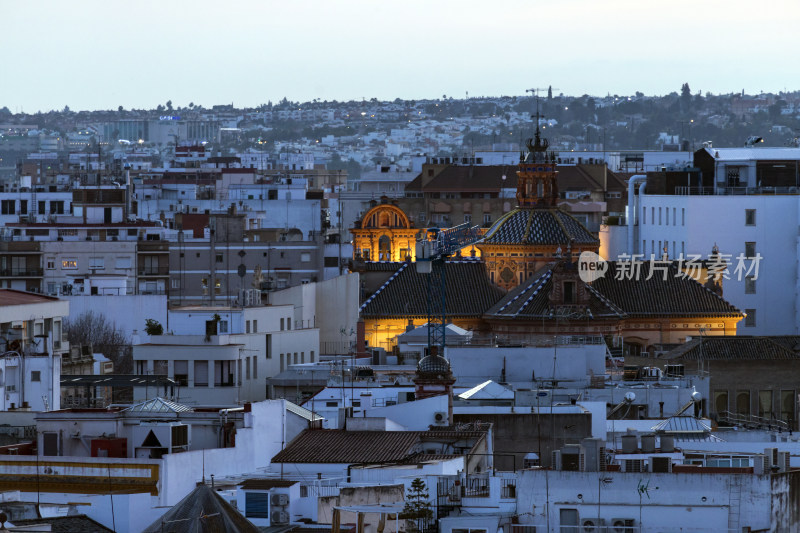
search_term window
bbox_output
[781,390,795,423]
[745,309,756,327]
[246,357,251,380]
[300,485,309,498]
[61,259,78,270]
[714,390,728,415]
[154,360,168,375]
[31,371,41,382]
[1,200,15,215]
[52,201,65,215]
[563,281,575,304]
[89,257,104,270]
[215,253,223,263]
[736,390,751,416]
[252,320,257,333]
[265,334,272,359]
[194,361,209,386]
[252,356,257,379]
[215,360,234,386]
[759,390,773,418]
[245,492,268,519]
[46,258,55,270]
[745,209,756,226]
[665,207,669,225]
[301,352,304,363]
[287,318,292,330]
[174,361,188,386]
[280,318,284,331]
[38,201,47,214]
[237,359,242,386]
[300,252,311,262]
[246,320,250,334]
[642,208,646,224]
[483,214,492,224]
[682,208,685,226]
[310,350,314,362]
[135,360,147,375]
[464,214,472,224]
[280,353,285,372]
[745,276,756,294]
[324,256,338,267]
[171,279,180,289]
[218,320,228,334]
[745,242,756,258]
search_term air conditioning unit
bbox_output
[10,322,23,330]
[433,412,448,425]
[271,510,290,525]
[270,493,289,507]
[581,518,605,532]
[610,518,637,533]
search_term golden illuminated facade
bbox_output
[351,200,420,262]
[477,129,600,290]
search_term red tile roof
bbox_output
[0,289,60,306]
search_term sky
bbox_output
[3,0,800,112]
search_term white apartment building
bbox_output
[0,290,69,412]
[630,193,796,335]
[133,304,320,406]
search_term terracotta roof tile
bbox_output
[665,336,800,361]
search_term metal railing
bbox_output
[0,268,43,277]
[674,185,800,196]
[717,410,790,431]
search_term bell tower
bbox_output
[516,126,559,208]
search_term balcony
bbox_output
[138,266,170,276]
[0,268,43,277]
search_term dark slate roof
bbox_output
[239,479,299,490]
[482,208,599,246]
[486,267,625,319]
[11,515,115,532]
[664,336,800,361]
[361,261,406,272]
[487,261,741,320]
[360,261,505,318]
[142,483,260,533]
[592,262,743,318]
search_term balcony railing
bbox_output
[138,267,170,276]
[0,268,43,277]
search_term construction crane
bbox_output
[415,223,483,358]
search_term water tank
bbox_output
[660,434,675,453]
[621,434,638,454]
[641,433,656,453]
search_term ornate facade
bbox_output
[350,199,420,262]
[477,129,600,290]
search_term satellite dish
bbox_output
[624,392,636,403]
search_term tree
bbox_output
[118,105,124,113]
[681,83,692,111]
[144,319,164,336]
[64,311,131,373]
[166,100,173,112]
[547,85,553,100]
[402,478,433,532]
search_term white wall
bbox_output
[515,469,773,532]
[64,295,167,339]
[447,344,606,386]
[637,194,798,334]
